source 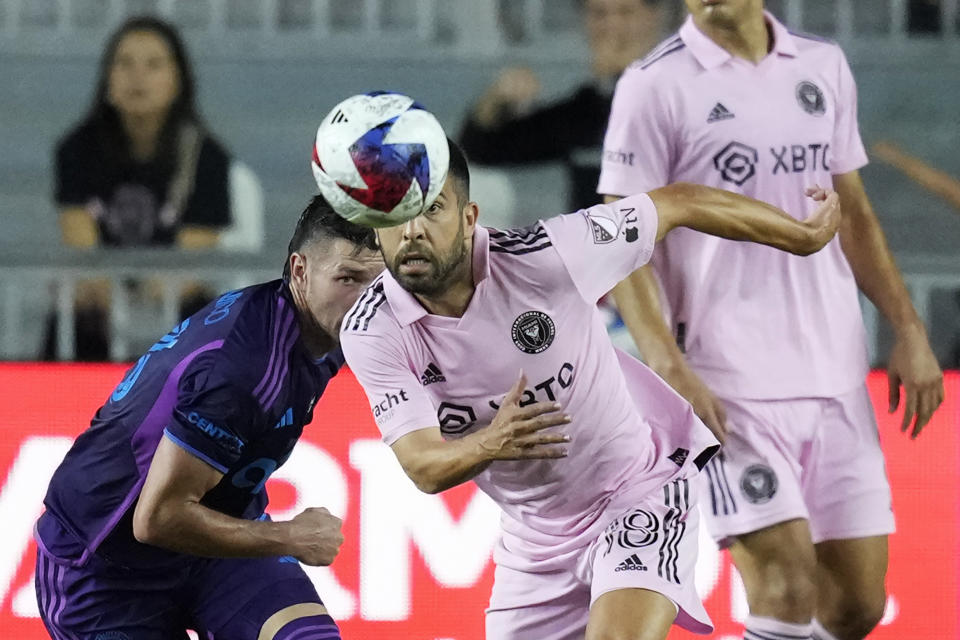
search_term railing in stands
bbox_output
[1,250,958,362]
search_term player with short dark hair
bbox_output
[341,139,842,639]
[599,2,945,639]
[35,195,383,639]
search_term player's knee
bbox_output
[260,603,341,640]
[750,563,817,619]
[819,587,886,639]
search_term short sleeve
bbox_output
[182,137,232,228]
[54,127,96,207]
[340,328,439,446]
[164,352,263,473]
[541,192,659,303]
[597,68,674,197]
[829,48,868,175]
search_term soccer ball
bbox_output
[311,91,450,228]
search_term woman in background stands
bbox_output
[46,16,232,360]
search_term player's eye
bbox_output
[337,276,356,285]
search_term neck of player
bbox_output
[415,266,476,319]
[696,11,771,63]
[290,287,337,358]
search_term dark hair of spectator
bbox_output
[84,16,201,174]
[284,195,378,278]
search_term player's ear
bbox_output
[288,252,306,285]
[463,201,479,232]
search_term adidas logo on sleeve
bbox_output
[420,363,446,385]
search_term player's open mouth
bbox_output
[398,254,432,275]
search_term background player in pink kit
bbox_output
[598,2,945,640]
[341,140,842,640]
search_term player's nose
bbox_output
[401,214,427,240]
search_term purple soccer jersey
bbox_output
[37,280,340,569]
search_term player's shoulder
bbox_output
[487,221,571,280]
[200,281,299,378]
[622,32,693,82]
[786,27,846,61]
[341,274,397,338]
[487,221,555,258]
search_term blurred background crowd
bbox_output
[1,0,958,366]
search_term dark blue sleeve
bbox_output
[164,351,264,473]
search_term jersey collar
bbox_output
[382,225,492,327]
[680,10,799,70]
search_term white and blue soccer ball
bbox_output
[311,91,450,228]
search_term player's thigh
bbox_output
[585,479,712,636]
[803,385,895,544]
[486,561,591,640]
[815,536,889,622]
[698,396,813,545]
[190,555,339,640]
[586,588,677,640]
[34,546,189,640]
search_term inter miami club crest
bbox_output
[511,310,556,354]
[795,80,826,116]
[740,464,778,504]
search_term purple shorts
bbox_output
[35,543,339,640]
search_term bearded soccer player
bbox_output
[598,2,945,640]
[35,197,383,639]
[340,140,842,640]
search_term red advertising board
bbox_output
[0,364,956,639]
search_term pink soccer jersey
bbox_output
[340,194,719,571]
[598,12,870,400]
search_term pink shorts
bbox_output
[485,479,713,639]
[700,384,895,545]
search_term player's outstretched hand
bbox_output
[479,371,571,460]
[887,325,944,439]
[288,507,344,566]
[797,186,841,254]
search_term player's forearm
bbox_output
[834,171,924,335]
[648,182,826,254]
[133,500,293,559]
[611,267,687,376]
[838,194,922,336]
[398,435,493,494]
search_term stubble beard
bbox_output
[391,223,468,297]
